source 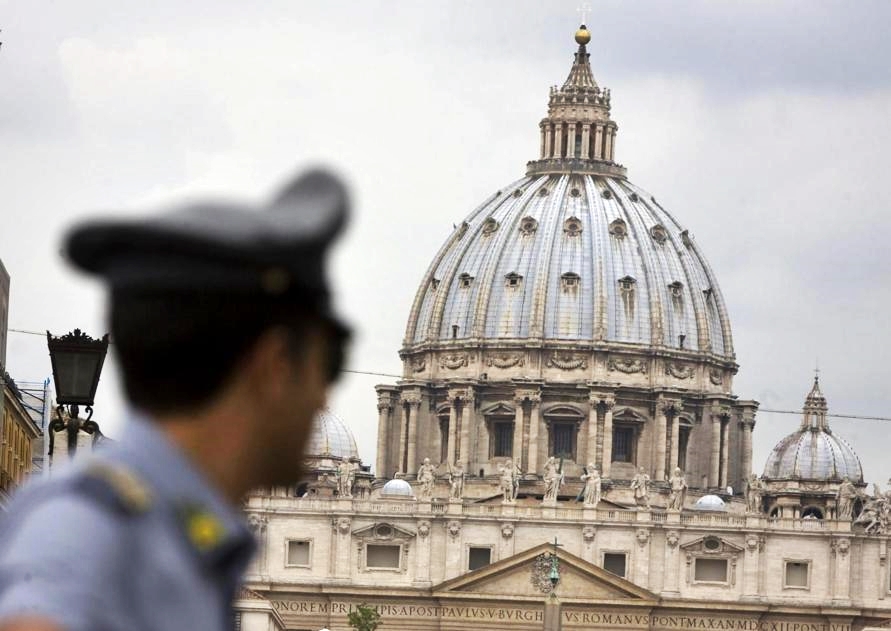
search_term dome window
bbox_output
[458,273,474,288]
[538,188,550,197]
[561,272,581,290]
[650,224,668,244]
[570,187,581,198]
[702,287,714,301]
[629,192,639,202]
[602,189,613,199]
[505,272,523,288]
[563,216,583,236]
[513,188,524,198]
[608,218,627,239]
[431,278,440,291]
[519,217,539,236]
[668,281,684,298]
[482,217,499,236]
[681,230,693,248]
[618,276,636,292]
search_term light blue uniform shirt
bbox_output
[0,416,256,631]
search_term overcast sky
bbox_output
[2,0,890,486]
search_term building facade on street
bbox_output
[238,25,891,631]
[0,370,42,507]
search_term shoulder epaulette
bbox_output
[73,462,154,516]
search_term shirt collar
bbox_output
[114,413,256,573]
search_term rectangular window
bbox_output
[551,422,575,458]
[603,552,627,578]
[468,547,492,571]
[493,422,514,458]
[366,544,401,569]
[613,426,634,462]
[286,540,311,567]
[784,561,810,588]
[694,558,728,583]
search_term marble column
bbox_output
[710,412,721,488]
[655,400,668,481]
[397,402,409,474]
[669,413,680,474]
[404,394,421,475]
[333,517,351,579]
[741,421,753,481]
[581,124,591,159]
[415,522,432,586]
[512,396,524,465]
[375,398,392,478]
[587,393,598,468]
[602,398,614,477]
[832,538,852,603]
[662,532,681,597]
[742,535,763,599]
[459,389,474,467]
[606,128,615,161]
[545,125,553,159]
[447,392,459,467]
[594,124,604,159]
[567,123,577,158]
[540,126,547,159]
[720,417,730,488]
[527,394,542,475]
[554,123,564,159]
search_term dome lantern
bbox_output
[527,24,625,179]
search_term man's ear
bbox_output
[242,327,296,401]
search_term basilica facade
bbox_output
[238,25,891,631]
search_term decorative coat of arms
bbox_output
[530,553,556,593]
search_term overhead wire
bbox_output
[8,326,891,421]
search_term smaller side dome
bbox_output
[381,479,415,499]
[762,377,864,483]
[305,408,360,461]
[694,495,727,511]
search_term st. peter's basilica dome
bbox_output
[402,27,733,361]
[305,408,360,461]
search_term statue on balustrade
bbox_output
[745,473,764,514]
[448,459,465,500]
[543,457,564,503]
[854,482,891,535]
[417,457,437,500]
[630,466,650,509]
[580,463,601,507]
[335,459,355,498]
[498,458,521,503]
[668,467,687,511]
[836,476,857,520]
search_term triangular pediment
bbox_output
[680,535,743,554]
[434,543,657,602]
[352,522,415,541]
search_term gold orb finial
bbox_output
[575,24,591,46]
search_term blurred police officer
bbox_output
[0,168,352,631]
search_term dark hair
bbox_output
[110,289,344,415]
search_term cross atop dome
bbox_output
[526,24,624,178]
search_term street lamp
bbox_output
[46,329,109,458]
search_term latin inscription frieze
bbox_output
[270,600,852,631]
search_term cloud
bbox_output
[2,1,890,486]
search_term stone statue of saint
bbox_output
[745,473,764,514]
[336,459,354,498]
[580,463,601,507]
[837,476,857,520]
[543,457,564,503]
[416,457,437,500]
[448,460,465,500]
[630,466,650,509]
[498,458,521,502]
[668,467,687,511]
